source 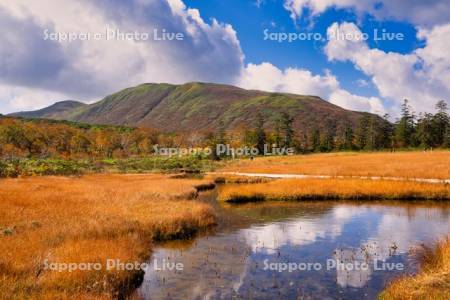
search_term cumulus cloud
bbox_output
[283,0,450,27]
[325,22,450,112]
[239,62,339,98]
[0,85,69,114]
[329,89,385,114]
[3,0,435,116]
[0,0,243,113]
[284,0,364,21]
[0,9,67,90]
[238,62,385,113]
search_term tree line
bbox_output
[0,99,448,160]
[0,118,161,159]
[357,99,449,150]
[225,99,449,153]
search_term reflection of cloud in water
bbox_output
[333,247,372,288]
[332,240,400,288]
[332,206,450,288]
[241,205,450,289]
[241,209,354,254]
[136,203,450,299]
[332,205,370,219]
[240,204,372,289]
[330,205,450,261]
[372,208,450,259]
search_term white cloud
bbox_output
[0,85,69,114]
[372,0,450,28]
[239,62,339,98]
[0,0,385,116]
[3,0,444,117]
[284,0,365,21]
[325,22,450,113]
[0,0,243,113]
[329,89,385,114]
[283,0,450,27]
[416,25,450,90]
[238,62,385,113]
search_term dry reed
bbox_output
[218,178,450,202]
[380,237,450,299]
[0,174,216,299]
[220,151,450,180]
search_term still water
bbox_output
[136,191,450,299]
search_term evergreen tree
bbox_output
[365,116,377,150]
[416,113,435,149]
[320,120,336,152]
[342,123,354,150]
[433,100,449,147]
[310,128,320,152]
[356,115,370,150]
[379,114,394,150]
[394,99,415,148]
[280,112,294,148]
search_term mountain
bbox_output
[10,100,87,120]
[9,83,382,133]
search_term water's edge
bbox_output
[133,187,450,300]
[210,171,450,184]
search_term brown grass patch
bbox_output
[218,178,450,203]
[220,151,450,179]
[381,237,450,300]
[206,174,274,184]
[0,174,216,299]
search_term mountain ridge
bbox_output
[9,82,382,133]
[9,100,87,120]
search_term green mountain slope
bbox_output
[10,82,382,133]
[9,100,87,120]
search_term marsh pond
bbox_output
[135,189,450,299]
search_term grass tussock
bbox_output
[218,178,450,203]
[380,237,450,300]
[220,151,450,179]
[0,174,216,299]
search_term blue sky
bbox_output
[0,0,449,116]
[185,0,422,101]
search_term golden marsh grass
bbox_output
[0,174,216,299]
[381,237,450,300]
[218,178,450,202]
[220,151,450,179]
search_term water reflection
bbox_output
[136,201,450,299]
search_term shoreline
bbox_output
[210,171,450,184]
[217,178,450,203]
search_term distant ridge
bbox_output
[10,100,87,120]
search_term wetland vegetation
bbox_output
[1,151,450,299]
[0,174,216,299]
